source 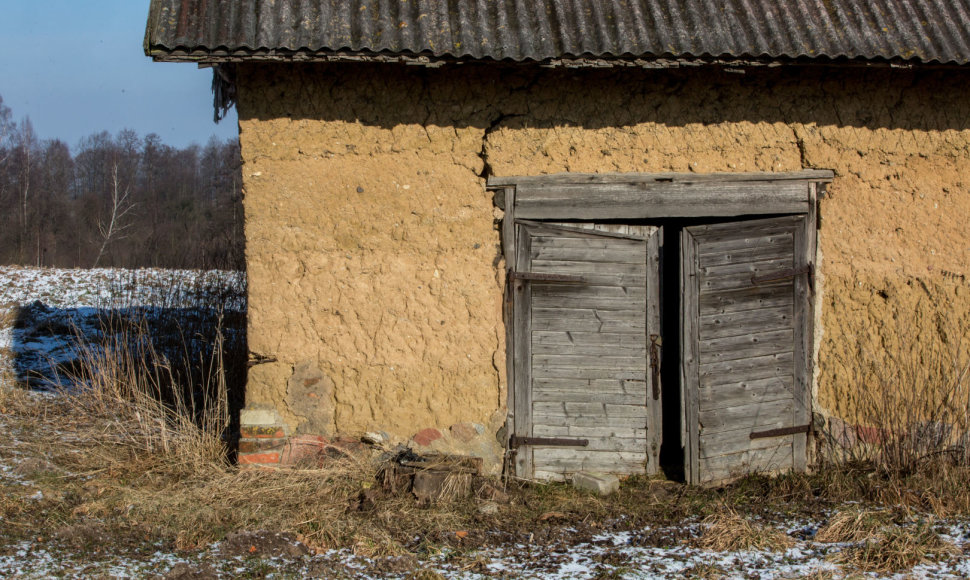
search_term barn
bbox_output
[146,0,970,484]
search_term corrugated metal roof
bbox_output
[145,0,970,65]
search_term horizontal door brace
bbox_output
[749,424,811,440]
[509,436,589,448]
[508,270,587,284]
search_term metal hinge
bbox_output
[649,334,662,401]
[509,435,589,448]
[750,424,811,440]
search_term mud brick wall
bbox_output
[236,63,970,467]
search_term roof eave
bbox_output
[147,47,968,69]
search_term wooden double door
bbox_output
[510,215,813,484]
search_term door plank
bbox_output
[531,259,646,275]
[698,243,795,268]
[534,377,648,394]
[697,376,795,408]
[512,223,534,477]
[533,331,649,347]
[699,443,794,481]
[700,305,794,339]
[700,429,795,459]
[532,414,650,428]
[698,399,795,433]
[699,351,794,388]
[699,285,794,315]
[534,424,648,439]
[700,257,793,278]
[533,294,650,311]
[699,329,795,364]
[531,245,647,264]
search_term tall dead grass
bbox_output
[61,315,230,471]
[49,270,248,470]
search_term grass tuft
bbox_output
[695,506,795,552]
[814,508,891,544]
[830,519,958,573]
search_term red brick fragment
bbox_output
[280,435,330,465]
[238,452,281,465]
[855,424,887,445]
[238,438,286,453]
[412,428,443,446]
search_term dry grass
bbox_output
[789,570,836,580]
[56,317,230,473]
[695,507,795,552]
[0,389,473,554]
[0,381,33,415]
[679,562,727,579]
[816,508,959,574]
[829,520,958,573]
[815,508,891,543]
[0,295,476,556]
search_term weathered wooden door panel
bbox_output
[682,215,811,485]
[513,222,662,480]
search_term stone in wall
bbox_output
[286,361,335,435]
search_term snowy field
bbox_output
[1,267,970,578]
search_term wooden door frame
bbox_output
[489,171,831,481]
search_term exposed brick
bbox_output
[238,438,286,453]
[240,425,287,439]
[855,424,887,445]
[280,435,329,465]
[412,428,443,447]
[238,452,281,465]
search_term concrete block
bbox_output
[240,406,286,427]
[572,472,620,496]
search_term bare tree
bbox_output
[15,118,37,262]
[0,95,12,166]
[0,98,245,269]
[93,163,135,268]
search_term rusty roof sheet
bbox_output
[145,0,970,65]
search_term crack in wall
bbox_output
[478,114,522,180]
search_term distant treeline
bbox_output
[0,94,244,270]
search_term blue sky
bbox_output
[0,1,238,149]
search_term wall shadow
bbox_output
[240,61,970,134]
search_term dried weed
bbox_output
[815,508,891,543]
[696,507,795,552]
[821,287,970,475]
[830,520,958,573]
